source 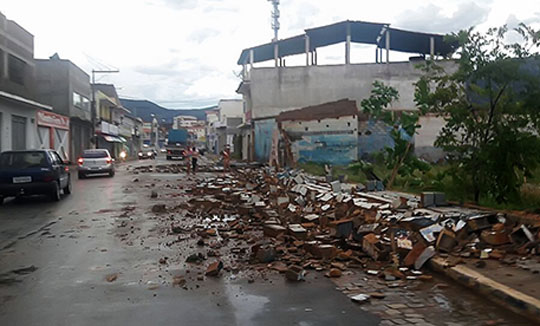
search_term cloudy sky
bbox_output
[2,0,539,109]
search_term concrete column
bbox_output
[430,37,435,58]
[314,49,318,65]
[345,24,351,65]
[274,43,279,67]
[249,49,254,69]
[305,35,310,66]
[385,30,390,64]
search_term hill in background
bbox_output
[120,98,213,123]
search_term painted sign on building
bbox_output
[37,110,70,130]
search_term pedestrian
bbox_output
[222,145,230,172]
[191,147,199,174]
[185,146,193,174]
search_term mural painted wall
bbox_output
[282,116,358,165]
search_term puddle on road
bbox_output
[224,279,270,325]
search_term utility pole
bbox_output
[91,69,119,148]
[268,0,280,42]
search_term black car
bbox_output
[0,150,72,204]
[138,148,156,160]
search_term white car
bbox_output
[77,149,115,178]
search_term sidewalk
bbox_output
[429,252,540,323]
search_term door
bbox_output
[54,129,70,160]
[38,126,51,149]
[12,115,27,150]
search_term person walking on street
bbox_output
[191,146,199,174]
[185,146,193,174]
[222,145,230,172]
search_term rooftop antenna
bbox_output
[268,0,280,41]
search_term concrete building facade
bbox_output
[35,57,92,161]
[92,83,143,158]
[237,20,455,164]
[0,12,48,152]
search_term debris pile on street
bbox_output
[132,164,540,289]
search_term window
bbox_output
[82,96,91,111]
[73,92,90,110]
[82,150,109,158]
[0,151,48,169]
[73,92,82,108]
[8,54,26,85]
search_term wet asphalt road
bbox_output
[0,157,380,326]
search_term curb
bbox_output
[429,257,540,323]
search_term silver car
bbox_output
[77,149,115,179]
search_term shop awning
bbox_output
[102,135,124,143]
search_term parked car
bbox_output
[138,149,156,160]
[0,149,71,204]
[77,149,115,178]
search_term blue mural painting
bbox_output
[358,119,414,160]
[294,132,358,165]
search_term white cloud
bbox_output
[1,0,538,108]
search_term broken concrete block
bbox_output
[350,294,370,304]
[467,215,493,232]
[363,233,383,261]
[303,214,319,222]
[420,192,435,207]
[285,265,306,281]
[403,243,427,267]
[330,180,341,193]
[263,224,287,238]
[329,219,354,238]
[481,226,511,246]
[419,223,443,243]
[205,261,223,276]
[434,192,447,206]
[255,246,276,263]
[277,196,289,206]
[414,246,435,270]
[306,243,337,259]
[288,224,307,240]
[510,225,535,246]
[326,268,342,278]
[436,229,457,253]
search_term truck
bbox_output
[165,129,189,160]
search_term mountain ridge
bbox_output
[120,98,213,123]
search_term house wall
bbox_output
[35,59,91,121]
[218,99,243,119]
[416,115,446,161]
[0,12,36,100]
[0,98,38,151]
[358,119,394,159]
[242,60,455,162]
[281,115,358,165]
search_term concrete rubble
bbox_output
[131,164,540,295]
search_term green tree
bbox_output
[415,24,540,203]
[359,81,430,189]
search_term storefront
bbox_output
[36,109,70,160]
[96,121,127,159]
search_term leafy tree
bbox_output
[359,81,430,189]
[415,24,540,203]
